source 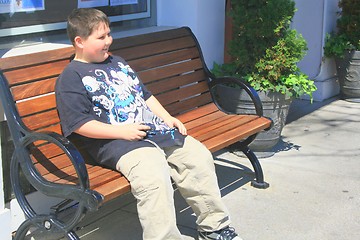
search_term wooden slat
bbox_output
[184,111,234,130]
[35,142,68,159]
[16,93,56,117]
[41,162,78,183]
[33,153,73,176]
[165,93,212,116]
[4,60,69,86]
[190,115,258,142]
[138,58,203,83]
[128,47,200,72]
[156,81,209,106]
[56,167,106,185]
[11,77,56,101]
[202,117,272,153]
[177,103,219,123]
[148,70,207,95]
[22,109,60,131]
[39,124,62,135]
[93,177,130,203]
[110,27,191,50]
[0,46,74,70]
[113,36,196,62]
[87,170,122,189]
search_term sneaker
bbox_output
[198,227,243,240]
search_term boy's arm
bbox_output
[145,96,187,135]
[75,120,150,141]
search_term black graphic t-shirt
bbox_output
[55,55,184,169]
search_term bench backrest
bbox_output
[111,27,212,116]
[0,27,212,139]
[0,27,272,205]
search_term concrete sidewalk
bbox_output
[74,97,360,240]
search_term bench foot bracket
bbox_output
[13,216,80,240]
[251,180,270,189]
[237,145,270,189]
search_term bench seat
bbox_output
[32,102,271,204]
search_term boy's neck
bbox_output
[73,53,89,63]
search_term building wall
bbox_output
[0,133,11,239]
[157,0,226,69]
[156,0,341,101]
[293,0,340,101]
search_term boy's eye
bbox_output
[99,33,111,40]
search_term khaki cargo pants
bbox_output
[116,136,231,240]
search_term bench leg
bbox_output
[13,216,80,240]
[10,153,88,240]
[238,145,270,189]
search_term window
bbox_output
[0,0,156,54]
[0,0,150,37]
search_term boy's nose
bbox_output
[106,36,113,45]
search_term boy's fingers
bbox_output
[138,124,151,130]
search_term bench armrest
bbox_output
[15,130,103,212]
[208,76,264,117]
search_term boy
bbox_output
[56,8,242,240]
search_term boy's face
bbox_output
[75,22,113,63]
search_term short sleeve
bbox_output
[55,65,95,137]
[140,81,152,100]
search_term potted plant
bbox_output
[324,0,360,102]
[212,0,317,156]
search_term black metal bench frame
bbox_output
[0,27,271,239]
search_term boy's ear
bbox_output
[74,36,84,49]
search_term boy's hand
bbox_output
[145,96,187,135]
[119,123,151,141]
[164,117,187,135]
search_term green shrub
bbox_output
[324,0,360,58]
[213,0,317,100]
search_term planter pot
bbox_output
[248,91,291,153]
[215,85,292,157]
[335,50,360,103]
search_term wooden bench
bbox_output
[0,27,272,239]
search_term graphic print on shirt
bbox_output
[81,61,168,130]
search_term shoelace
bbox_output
[217,227,238,240]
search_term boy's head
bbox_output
[67,8,110,46]
[67,8,112,63]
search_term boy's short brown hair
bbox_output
[67,8,110,45]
